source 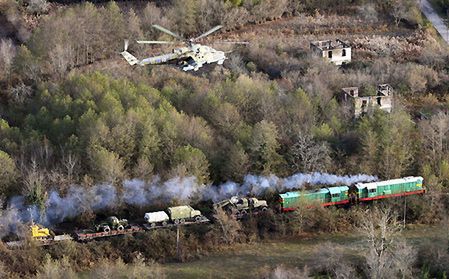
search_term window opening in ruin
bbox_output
[328,51,333,58]
[362,100,367,108]
[342,49,346,57]
[377,97,382,106]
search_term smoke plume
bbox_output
[0,172,377,237]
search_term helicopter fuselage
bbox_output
[121,24,235,72]
[131,44,225,71]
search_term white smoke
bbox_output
[45,184,117,224]
[0,172,377,236]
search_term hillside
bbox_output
[0,0,449,278]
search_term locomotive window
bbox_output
[332,193,339,198]
[369,189,376,193]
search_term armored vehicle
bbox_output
[95,216,128,233]
[214,196,268,216]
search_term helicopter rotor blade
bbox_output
[192,25,223,42]
[214,41,250,45]
[152,25,183,40]
[136,40,177,45]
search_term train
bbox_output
[279,176,424,212]
[5,176,425,248]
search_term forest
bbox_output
[0,0,449,278]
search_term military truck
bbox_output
[167,205,203,224]
[95,216,128,233]
[214,196,268,217]
[144,211,170,227]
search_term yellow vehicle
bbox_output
[30,223,52,239]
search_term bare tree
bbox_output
[26,0,49,15]
[9,82,32,103]
[391,0,408,26]
[49,43,72,80]
[393,240,417,279]
[358,206,403,279]
[212,207,241,245]
[0,39,16,82]
[62,152,78,184]
[419,111,449,169]
[312,242,356,279]
[289,133,331,172]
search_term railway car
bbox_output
[352,176,424,202]
[279,185,349,212]
[279,176,424,212]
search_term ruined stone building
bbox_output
[310,39,351,65]
[339,84,393,118]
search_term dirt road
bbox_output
[420,0,449,44]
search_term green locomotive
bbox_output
[279,176,424,212]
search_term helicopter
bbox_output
[120,24,247,72]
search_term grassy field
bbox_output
[161,225,446,279]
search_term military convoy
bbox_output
[9,176,425,248]
[213,196,268,217]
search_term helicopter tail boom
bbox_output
[120,40,139,65]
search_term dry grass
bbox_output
[161,224,445,279]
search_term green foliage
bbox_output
[172,145,210,184]
[358,109,416,179]
[0,150,18,196]
[248,120,282,174]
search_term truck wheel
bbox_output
[150,223,156,228]
[180,219,186,224]
[174,219,180,225]
[195,216,202,223]
[103,226,111,233]
[162,221,168,226]
[240,210,247,215]
[261,207,268,212]
[117,225,124,231]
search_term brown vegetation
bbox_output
[0,0,448,277]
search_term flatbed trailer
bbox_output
[142,216,210,230]
[5,235,74,249]
[74,225,144,241]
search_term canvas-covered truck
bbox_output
[144,211,170,227]
[95,216,129,233]
[167,205,203,224]
[214,196,268,217]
